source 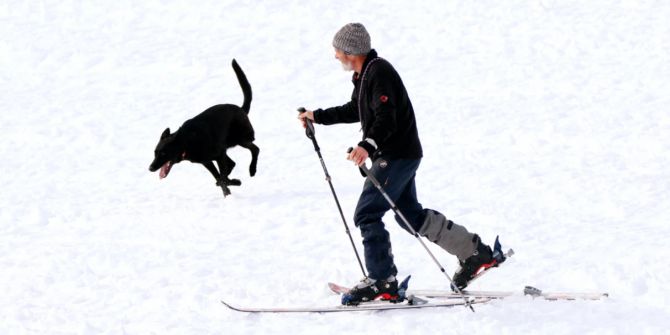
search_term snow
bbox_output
[2,0,669,333]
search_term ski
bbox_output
[221,296,490,313]
[329,283,607,301]
[412,286,609,301]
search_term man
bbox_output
[298,23,504,305]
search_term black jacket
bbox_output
[313,49,423,159]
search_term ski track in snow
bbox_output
[1,1,669,334]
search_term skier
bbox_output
[298,23,503,305]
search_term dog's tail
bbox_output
[232,59,252,114]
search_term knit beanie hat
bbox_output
[332,23,371,55]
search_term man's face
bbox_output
[335,48,354,72]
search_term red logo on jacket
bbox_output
[379,95,388,103]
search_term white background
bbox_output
[2,0,669,334]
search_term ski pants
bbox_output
[354,157,478,280]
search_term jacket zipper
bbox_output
[357,58,384,135]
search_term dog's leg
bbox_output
[203,161,231,196]
[216,154,241,187]
[239,142,260,177]
[202,161,221,180]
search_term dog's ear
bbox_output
[161,128,171,139]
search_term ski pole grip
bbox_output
[297,107,315,139]
[348,147,372,178]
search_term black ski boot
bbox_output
[341,276,399,305]
[452,236,501,291]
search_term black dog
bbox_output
[149,59,259,197]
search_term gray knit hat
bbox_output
[332,23,371,55]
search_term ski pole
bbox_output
[298,108,367,279]
[347,148,475,312]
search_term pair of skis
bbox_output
[222,296,491,313]
[222,283,608,314]
[222,277,491,314]
[222,246,514,313]
[221,250,608,313]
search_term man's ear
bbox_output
[161,128,170,139]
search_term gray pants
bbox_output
[419,209,479,261]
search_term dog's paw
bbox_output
[216,178,242,187]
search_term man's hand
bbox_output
[347,146,369,166]
[297,110,314,129]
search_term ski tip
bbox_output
[522,287,610,300]
[221,300,246,312]
[221,300,236,308]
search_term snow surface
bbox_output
[2,0,670,334]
